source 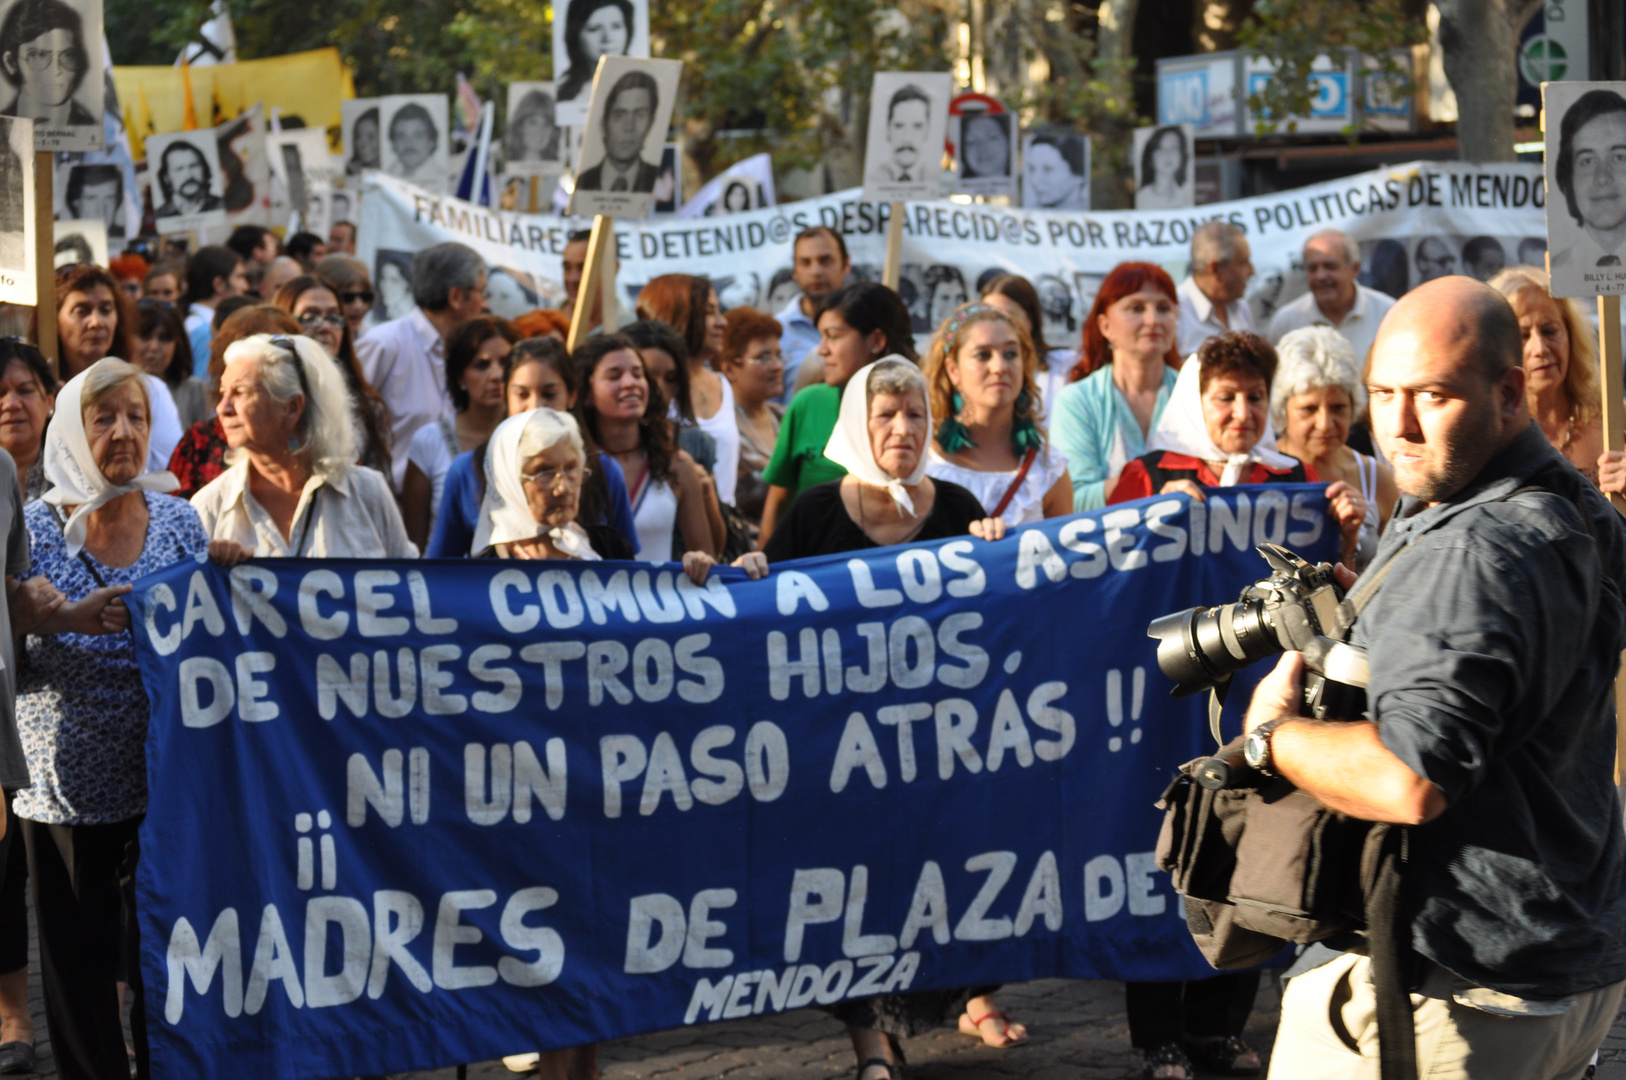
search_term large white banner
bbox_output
[358,161,1546,342]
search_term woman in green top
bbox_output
[758,281,917,545]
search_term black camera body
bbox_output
[1146,543,1369,721]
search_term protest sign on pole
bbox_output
[1133,124,1196,211]
[949,92,1015,198]
[0,117,38,310]
[379,94,450,195]
[678,152,775,218]
[0,0,105,151]
[146,129,229,235]
[53,217,107,268]
[131,488,1336,1079]
[568,57,682,220]
[553,0,651,127]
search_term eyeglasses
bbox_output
[740,350,785,366]
[21,47,84,74]
[338,290,375,306]
[520,461,589,488]
[297,312,346,330]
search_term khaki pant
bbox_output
[1268,952,1624,1080]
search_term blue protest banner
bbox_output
[128,486,1336,1078]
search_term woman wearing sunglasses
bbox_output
[316,254,377,339]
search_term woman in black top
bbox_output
[761,357,1017,1079]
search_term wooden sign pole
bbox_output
[1601,293,1624,515]
[567,214,613,353]
[882,202,904,290]
[599,216,618,332]
[32,152,55,368]
[527,176,540,215]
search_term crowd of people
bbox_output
[0,202,1616,1080]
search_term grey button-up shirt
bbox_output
[1351,423,1626,998]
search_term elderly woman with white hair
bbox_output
[1270,326,1397,568]
[14,358,211,1080]
[192,333,414,560]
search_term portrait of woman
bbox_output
[1022,132,1088,210]
[556,0,638,108]
[374,250,415,323]
[1134,124,1191,210]
[346,103,380,176]
[0,0,96,133]
[959,112,1011,180]
[504,84,561,165]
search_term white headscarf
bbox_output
[1147,355,1299,487]
[472,408,600,560]
[42,360,179,556]
[823,356,932,517]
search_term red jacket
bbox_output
[1108,451,1316,504]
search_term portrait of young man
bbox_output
[1547,82,1626,295]
[575,69,661,193]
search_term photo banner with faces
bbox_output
[359,160,1545,350]
[131,489,1335,1079]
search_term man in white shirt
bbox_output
[355,242,488,489]
[778,225,851,400]
[1177,220,1255,357]
[1268,229,1396,367]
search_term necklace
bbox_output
[1558,406,1576,452]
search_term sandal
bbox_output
[1143,1042,1194,1080]
[958,1008,1029,1047]
[1188,1035,1261,1076]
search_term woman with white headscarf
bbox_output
[14,358,210,1080]
[763,357,1006,563]
[759,356,1012,1080]
[193,334,414,562]
[1110,330,1364,563]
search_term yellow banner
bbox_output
[114,48,355,160]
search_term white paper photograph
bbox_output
[379,93,448,193]
[57,158,124,238]
[53,216,103,268]
[504,82,563,174]
[146,128,227,234]
[343,98,381,176]
[1022,129,1090,211]
[862,72,952,204]
[0,116,34,303]
[680,151,775,218]
[1545,81,1626,297]
[568,56,681,219]
[0,0,102,151]
[1133,123,1194,211]
[953,109,1014,197]
[553,0,650,127]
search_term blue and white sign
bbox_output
[1157,52,1240,138]
[130,489,1336,1078]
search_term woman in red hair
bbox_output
[1047,262,1183,511]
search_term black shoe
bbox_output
[1143,1042,1193,1080]
[1188,1035,1262,1076]
[0,1042,33,1076]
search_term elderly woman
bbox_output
[1486,266,1604,484]
[0,339,55,501]
[402,316,516,550]
[192,334,414,560]
[719,307,785,530]
[761,282,917,543]
[58,264,184,472]
[1049,262,1183,512]
[1271,327,1397,567]
[15,359,211,1080]
[133,300,209,429]
[924,302,1071,528]
[761,357,1008,1077]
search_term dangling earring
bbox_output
[1011,390,1040,453]
[936,389,976,453]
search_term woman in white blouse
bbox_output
[923,302,1072,527]
[192,334,415,560]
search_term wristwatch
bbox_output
[1244,717,1288,778]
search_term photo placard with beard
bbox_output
[145,129,227,233]
[567,55,682,219]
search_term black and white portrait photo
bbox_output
[553,0,650,126]
[343,98,381,177]
[1545,81,1626,297]
[0,116,35,301]
[653,142,680,214]
[52,217,104,268]
[1412,235,1457,283]
[1460,235,1507,282]
[60,160,123,238]
[0,0,101,151]
[1132,123,1194,210]
[955,109,1014,197]
[1022,130,1090,211]
[504,82,562,173]
[146,129,227,233]
[679,151,775,218]
[568,56,681,219]
[379,93,449,194]
[862,72,952,204]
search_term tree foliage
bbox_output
[1238,0,1425,137]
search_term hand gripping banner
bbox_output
[130,488,1336,1078]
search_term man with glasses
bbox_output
[1177,219,1255,357]
[0,0,93,130]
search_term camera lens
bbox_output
[1147,598,1282,696]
